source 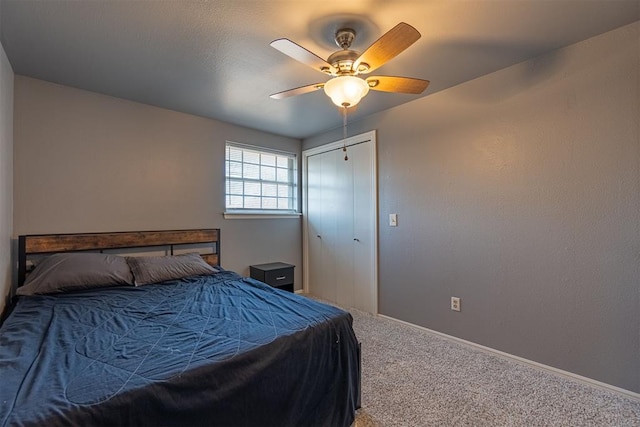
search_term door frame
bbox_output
[301,130,378,314]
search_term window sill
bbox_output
[223,211,301,220]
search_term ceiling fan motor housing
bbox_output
[330,28,370,75]
[327,49,362,74]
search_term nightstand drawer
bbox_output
[264,268,293,286]
[249,262,295,292]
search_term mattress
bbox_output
[0,270,360,426]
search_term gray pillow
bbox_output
[18,252,134,296]
[126,253,218,286]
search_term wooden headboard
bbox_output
[18,229,220,287]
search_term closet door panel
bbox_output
[335,151,354,309]
[318,150,338,303]
[306,153,325,300]
[351,142,376,313]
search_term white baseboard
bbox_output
[294,289,304,295]
[378,314,640,401]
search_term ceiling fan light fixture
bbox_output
[323,75,370,108]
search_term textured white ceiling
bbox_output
[1,0,638,139]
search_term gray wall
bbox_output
[13,77,303,288]
[304,22,639,393]
[0,38,14,315]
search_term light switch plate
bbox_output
[389,213,398,227]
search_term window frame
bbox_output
[224,141,300,219]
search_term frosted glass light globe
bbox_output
[323,76,370,108]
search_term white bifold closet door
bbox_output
[304,132,377,314]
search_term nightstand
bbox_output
[249,262,294,293]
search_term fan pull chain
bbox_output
[342,105,348,161]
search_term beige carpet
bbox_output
[348,308,640,426]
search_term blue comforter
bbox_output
[0,270,360,426]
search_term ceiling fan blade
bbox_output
[270,82,325,100]
[271,39,337,75]
[354,22,421,74]
[366,76,430,94]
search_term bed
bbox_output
[0,229,360,426]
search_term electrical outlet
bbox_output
[451,297,461,312]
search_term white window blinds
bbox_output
[225,142,298,213]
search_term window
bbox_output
[225,142,298,215]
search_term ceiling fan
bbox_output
[270,22,430,109]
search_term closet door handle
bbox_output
[353,238,360,242]
[316,235,322,239]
